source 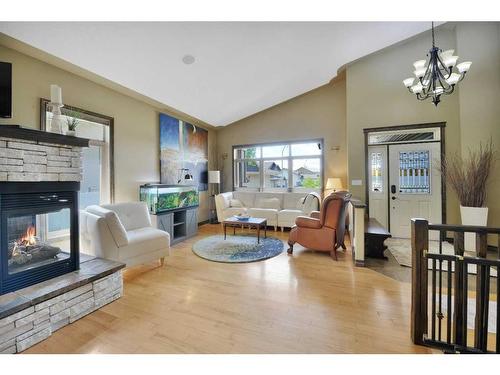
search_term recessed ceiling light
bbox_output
[182,55,195,65]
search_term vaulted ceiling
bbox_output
[0,22,435,126]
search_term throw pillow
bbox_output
[230,198,244,208]
[257,197,281,210]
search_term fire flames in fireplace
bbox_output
[8,225,61,268]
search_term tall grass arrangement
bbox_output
[441,140,495,207]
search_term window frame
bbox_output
[40,98,115,203]
[232,138,324,193]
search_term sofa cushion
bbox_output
[233,192,256,208]
[230,198,244,208]
[218,192,233,209]
[278,209,303,225]
[256,197,281,210]
[86,205,129,247]
[119,227,170,260]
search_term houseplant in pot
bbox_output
[65,110,80,136]
[441,140,495,251]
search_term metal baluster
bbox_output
[431,258,436,341]
[496,266,500,353]
[447,259,452,344]
[463,262,468,349]
[480,265,491,352]
[438,258,443,341]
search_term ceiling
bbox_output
[0,22,435,126]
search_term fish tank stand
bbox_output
[150,206,198,245]
[140,184,199,245]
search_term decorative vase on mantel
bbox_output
[65,130,76,137]
[460,205,488,251]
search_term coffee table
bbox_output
[223,217,267,244]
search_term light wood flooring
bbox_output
[25,224,433,354]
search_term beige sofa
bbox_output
[215,191,320,231]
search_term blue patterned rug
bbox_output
[192,234,284,263]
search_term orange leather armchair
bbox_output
[287,192,351,260]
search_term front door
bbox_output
[388,142,442,239]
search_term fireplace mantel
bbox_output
[0,125,89,148]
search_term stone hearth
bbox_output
[0,256,124,353]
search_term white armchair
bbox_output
[80,202,170,267]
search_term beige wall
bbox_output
[216,78,347,193]
[0,44,216,222]
[455,22,500,230]
[346,23,500,231]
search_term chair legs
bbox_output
[159,257,165,266]
[287,242,294,254]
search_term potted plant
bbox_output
[441,140,495,250]
[65,110,80,136]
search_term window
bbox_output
[41,99,114,245]
[233,140,322,192]
[398,150,430,194]
[370,152,383,192]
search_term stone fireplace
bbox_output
[0,126,86,295]
[0,126,124,353]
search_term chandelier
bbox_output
[403,22,471,106]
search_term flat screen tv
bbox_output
[0,62,12,118]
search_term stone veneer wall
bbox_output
[0,271,122,353]
[0,137,83,182]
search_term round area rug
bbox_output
[192,234,284,263]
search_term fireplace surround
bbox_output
[0,125,89,295]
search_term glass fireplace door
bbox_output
[6,207,72,275]
[0,185,79,295]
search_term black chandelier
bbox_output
[403,22,471,106]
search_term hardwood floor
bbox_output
[25,224,432,354]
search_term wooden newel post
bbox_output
[411,218,429,345]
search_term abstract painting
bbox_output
[160,113,208,191]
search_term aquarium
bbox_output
[140,184,199,214]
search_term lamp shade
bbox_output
[325,177,343,191]
[208,170,220,184]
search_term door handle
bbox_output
[391,196,397,200]
[391,185,396,194]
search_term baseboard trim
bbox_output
[355,260,365,267]
[198,220,210,226]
